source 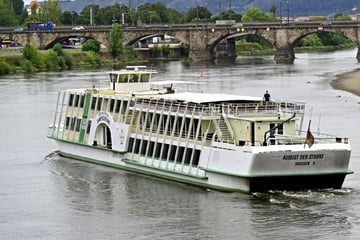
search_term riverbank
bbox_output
[331,69,360,97]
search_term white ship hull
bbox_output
[53,138,351,193]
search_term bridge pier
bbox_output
[188,47,213,61]
[187,29,214,61]
[215,39,237,59]
[274,47,295,64]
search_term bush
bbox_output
[0,60,12,75]
[22,44,45,69]
[160,44,170,57]
[21,59,34,72]
[84,51,101,64]
[64,54,74,69]
[53,43,64,56]
[82,39,101,53]
[44,51,59,69]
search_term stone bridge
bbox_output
[2,22,360,63]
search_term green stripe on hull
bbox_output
[58,151,250,193]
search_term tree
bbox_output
[109,23,123,58]
[334,13,351,21]
[95,4,124,25]
[62,11,78,25]
[0,0,18,26]
[4,0,23,15]
[213,10,242,22]
[40,0,62,24]
[77,4,100,25]
[242,7,277,22]
[183,6,212,23]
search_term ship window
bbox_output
[148,141,155,156]
[74,95,79,107]
[91,97,96,110]
[154,143,161,158]
[162,144,169,160]
[115,100,121,113]
[97,98,103,111]
[278,124,284,135]
[140,74,150,82]
[177,147,185,163]
[169,145,176,161]
[86,120,92,133]
[192,149,200,166]
[127,138,134,152]
[134,139,141,154]
[80,95,85,108]
[110,73,117,83]
[269,123,276,137]
[68,94,74,106]
[70,117,76,130]
[110,99,115,112]
[121,101,128,114]
[75,118,81,132]
[128,74,139,83]
[119,75,128,83]
[65,116,70,129]
[141,140,148,155]
[184,148,192,164]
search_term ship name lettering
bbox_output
[309,154,324,159]
[97,116,110,124]
[283,155,299,160]
[295,161,310,166]
[283,154,324,161]
[97,112,111,125]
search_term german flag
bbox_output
[305,121,314,148]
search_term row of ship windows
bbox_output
[127,138,201,166]
[137,112,202,140]
[68,93,128,113]
[65,116,91,133]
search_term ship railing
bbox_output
[132,98,222,117]
[223,101,305,117]
[267,133,349,146]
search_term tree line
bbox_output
[1,0,354,27]
[0,0,355,55]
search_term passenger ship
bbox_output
[47,66,352,193]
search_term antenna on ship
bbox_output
[317,113,321,133]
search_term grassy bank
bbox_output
[0,45,145,75]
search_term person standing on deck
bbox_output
[263,90,271,104]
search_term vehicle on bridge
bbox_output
[72,26,84,31]
[27,22,54,30]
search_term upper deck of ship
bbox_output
[64,66,306,120]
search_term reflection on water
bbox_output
[1,49,360,239]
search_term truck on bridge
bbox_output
[27,22,54,30]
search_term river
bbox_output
[0,49,360,240]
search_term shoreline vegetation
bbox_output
[1,44,359,97]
